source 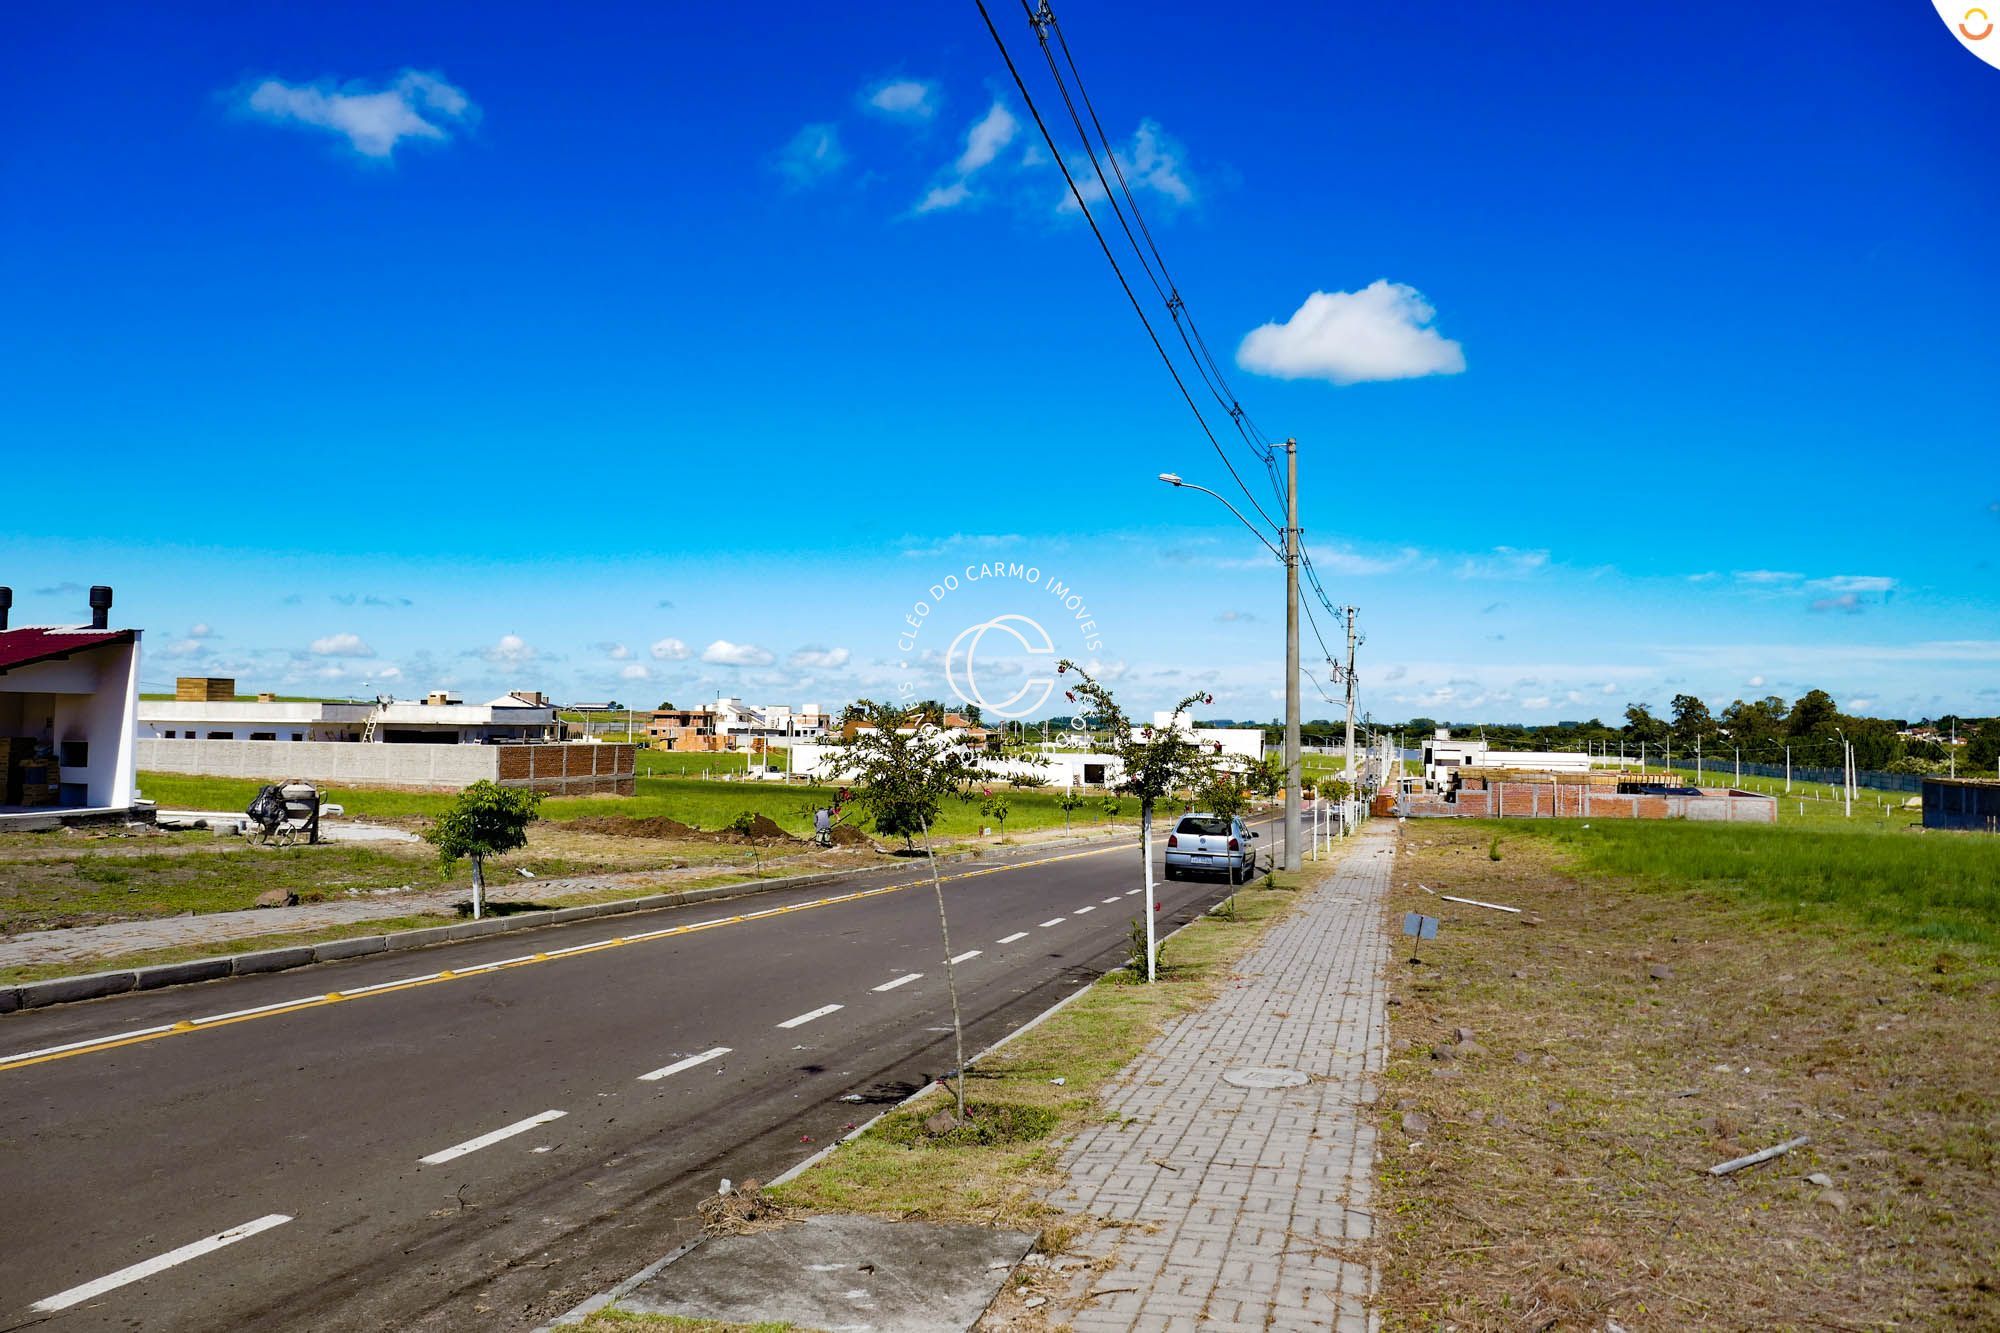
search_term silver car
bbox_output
[1163,813,1258,883]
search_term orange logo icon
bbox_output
[1965,7,1995,39]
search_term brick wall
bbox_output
[1400,782,1775,823]
[495,743,635,796]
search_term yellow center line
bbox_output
[0,841,1132,1075]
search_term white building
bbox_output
[1143,711,1266,766]
[1421,728,1592,788]
[140,685,560,746]
[711,697,832,744]
[0,585,142,818]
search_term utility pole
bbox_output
[1341,604,1359,823]
[1283,438,1302,872]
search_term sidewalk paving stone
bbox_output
[1043,824,1393,1332]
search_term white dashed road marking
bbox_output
[638,1047,731,1082]
[949,950,982,964]
[1074,906,1096,914]
[1101,897,1121,904]
[996,932,1029,944]
[777,1004,844,1029]
[1039,918,1066,928]
[419,1110,567,1164]
[32,1214,293,1313]
[873,973,923,992]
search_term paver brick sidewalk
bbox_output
[1043,823,1394,1332]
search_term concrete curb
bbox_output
[5,828,1144,1013]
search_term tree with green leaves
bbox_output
[1669,694,1717,751]
[1970,719,2000,773]
[1059,661,1219,982]
[424,781,541,920]
[822,702,980,1119]
[1057,785,1086,834]
[978,789,1010,838]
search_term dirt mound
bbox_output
[829,824,871,848]
[563,813,804,845]
[564,815,704,841]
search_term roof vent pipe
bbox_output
[89,585,113,629]
[0,587,11,631]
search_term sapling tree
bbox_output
[1057,786,1086,835]
[823,703,980,1119]
[978,789,1010,839]
[1058,663,1219,982]
[424,780,541,920]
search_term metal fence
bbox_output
[1676,757,1924,794]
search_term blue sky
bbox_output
[3,2,1995,723]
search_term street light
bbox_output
[1158,460,1301,871]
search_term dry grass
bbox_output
[1376,821,2000,1331]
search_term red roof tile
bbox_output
[0,627,136,674]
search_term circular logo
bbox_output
[889,559,1109,724]
[1935,1,2000,67]
[945,614,1055,719]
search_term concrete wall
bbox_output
[1401,783,1777,823]
[136,740,634,795]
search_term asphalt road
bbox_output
[0,819,1276,1331]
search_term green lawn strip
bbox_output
[576,1312,796,1332]
[138,771,1134,841]
[0,914,446,986]
[1494,817,2000,961]
[763,868,1311,1239]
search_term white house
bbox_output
[139,683,560,745]
[1421,727,1592,787]
[710,697,832,744]
[0,585,142,818]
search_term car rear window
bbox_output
[1175,816,1232,836]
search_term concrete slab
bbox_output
[620,1215,1034,1332]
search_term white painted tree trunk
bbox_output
[471,854,485,921]
[918,817,967,1120]
[1141,797,1157,983]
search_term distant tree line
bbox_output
[1338,689,1996,775]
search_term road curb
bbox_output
[7,828,1144,1012]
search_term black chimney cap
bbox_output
[89,585,113,629]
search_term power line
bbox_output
[976,0,1281,534]
[1030,2,1291,519]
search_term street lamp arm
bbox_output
[1159,476,1284,562]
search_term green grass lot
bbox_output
[136,772,1138,841]
[1499,817,2000,958]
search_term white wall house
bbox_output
[1422,728,1593,787]
[710,697,832,744]
[139,690,560,745]
[0,585,142,815]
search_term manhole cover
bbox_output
[1222,1067,1309,1089]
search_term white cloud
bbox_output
[1307,545,1429,576]
[915,101,1017,212]
[1216,610,1256,623]
[1747,674,1766,687]
[1455,547,1549,579]
[915,181,972,213]
[789,646,851,670]
[619,663,652,681]
[481,633,537,664]
[242,69,476,160]
[1057,119,1194,214]
[650,637,690,661]
[957,101,1017,174]
[189,622,214,638]
[1808,574,1896,595]
[1733,569,1802,585]
[378,665,403,681]
[777,123,845,185]
[310,632,374,657]
[703,639,775,667]
[864,78,936,119]
[1809,593,1864,615]
[1236,280,1465,386]
[161,638,209,659]
[601,643,632,660]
